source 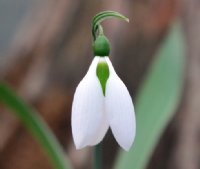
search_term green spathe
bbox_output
[93,35,110,56]
[96,61,110,96]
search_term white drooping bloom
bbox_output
[71,56,136,151]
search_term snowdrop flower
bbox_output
[71,11,136,151]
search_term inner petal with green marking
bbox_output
[96,60,110,96]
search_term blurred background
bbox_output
[0,0,199,169]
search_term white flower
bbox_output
[71,56,136,151]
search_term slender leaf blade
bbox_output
[115,22,185,169]
[0,83,71,169]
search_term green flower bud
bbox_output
[93,35,110,56]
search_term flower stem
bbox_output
[92,11,129,41]
[94,143,102,169]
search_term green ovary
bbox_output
[96,61,110,96]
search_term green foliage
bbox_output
[0,83,71,169]
[114,22,185,169]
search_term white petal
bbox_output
[91,109,109,145]
[71,57,108,149]
[105,57,136,151]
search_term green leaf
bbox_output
[114,22,185,169]
[0,83,71,169]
